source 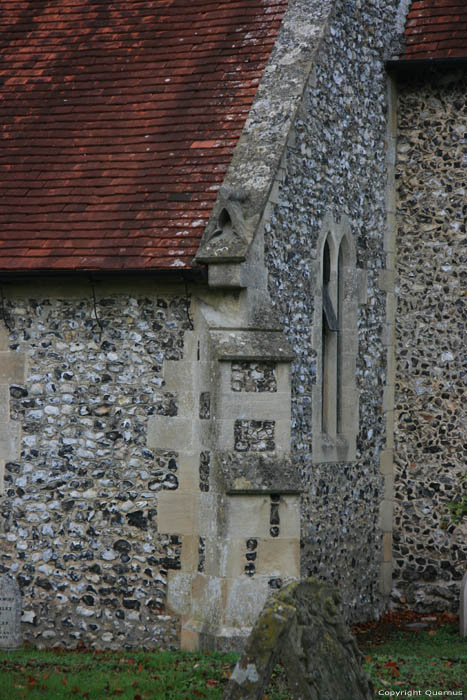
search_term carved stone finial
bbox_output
[196,188,255,263]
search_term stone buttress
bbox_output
[162,232,299,650]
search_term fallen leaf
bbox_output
[445,661,452,668]
[383,661,399,677]
[206,679,219,687]
[137,663,143,672]
[365,655,372,662]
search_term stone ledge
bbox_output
[216,452,301,494]
[210,330,294,362]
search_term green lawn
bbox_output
[360,623,466,696]
[0,623,465,699]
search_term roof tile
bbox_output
[401,0,467,59]
[0,0,288,272]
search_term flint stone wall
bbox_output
[392,69,467,611]
[0,282,193,648]
[264,0,399,621]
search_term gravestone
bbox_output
[460,571,467,637]
[0,574,22,649]
[223,578,373,700]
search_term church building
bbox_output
[0,0,465,650]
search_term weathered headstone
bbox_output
[0,574,22,649]
[223,578,373,700]
[460,571,467,637]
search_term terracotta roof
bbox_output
[0,0,288,272]
[402,0,467,59]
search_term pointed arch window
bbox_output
[313,217,358,463]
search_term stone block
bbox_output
[166,572,192,616]
[180,623,200,652]
[181,535,199,572]
[220,538,249,579]
[176,389,196,417]
[378,270,395,292]
[256,538,299,577]
[379,500,393,532]
[176,453,201,494]
[147,416,196,451]
[0,385,9,423]
[164,359,196,387]
[379,449,393,475]
[198,492,221,538]
[227,496,271,538]
[157,493,197,535]
[380,562,393,596]
[204,538,226,577]
[275,496,300,538]
[0,422,20,460]
[215,419,235,451]
[191,574,225,629]
[383,473,394,502]
[178,330,197,361]
[381,323,395,348]
[0,328,9,351]
[223,576,269,630]
[383,383,395,413]
[0,352,26,383]
[384,212,396,252]
[385,411,395,442]
[386,348,396,384]
[275,363,290,394]
[273,419,291,455]
[385,252,396,274]
[208,263,246,289]
[382,532,392,562]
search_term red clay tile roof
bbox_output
[0,0,288,272]
[402,0,467,60]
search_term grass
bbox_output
[0,648,236,700]
[359,623,466,696]
[0,621,465,699]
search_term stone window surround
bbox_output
[312,214,359,464]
